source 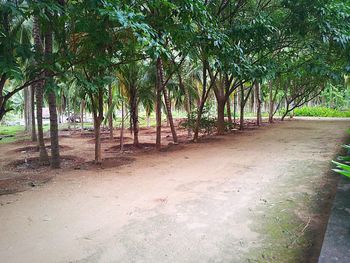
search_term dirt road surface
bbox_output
[0,120,349,262]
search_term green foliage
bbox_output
[333,142,350,178]
[180,107,216,135]
[1,0,350,132]
[294,106,350,117]
[332,160,350,178]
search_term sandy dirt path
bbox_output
[0,120,349,263]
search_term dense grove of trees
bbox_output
[1,0,349,167]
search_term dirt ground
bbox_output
[0,119,349,262]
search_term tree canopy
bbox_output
[1,0,349,164]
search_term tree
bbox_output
[33,16,49,165]
[117,61,146,147]
[66,0,151,162]
[43,5,60,169]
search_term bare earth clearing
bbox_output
[0,120,349,262]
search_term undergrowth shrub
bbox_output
[180,107,217,135]
[294,107,350,117]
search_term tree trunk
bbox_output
[33,16,49,165]
[155,89,162,149]
[193,104,204,142]
[120,100,125,151]
[129,109,133,135]
[281,98,289,121]
[130,87,139,147]
[67,98,70,129]
[24,87,29,131]
[80,99,84,131]
[233,92,237,127]
[240,83,245,130]
[132,105,139,146]
[155,60,162,149]
[73,99,77,130]
[227,97,233,127]
[281,111,288,121]
[249,88,255,113]
[193,61,207,142]
[35,81,49,165]
[158,58,178,144]
[45,23,60,169]
[179,73,192,137]
[92,88,104,163]
[255,81,262,126]
[146,110,151,128]
[108,85,113,139]
[48,91,60,168]
[30,85,37,141]
[217,99,225,135]
[94,119,102,163]
[268,81,274,123]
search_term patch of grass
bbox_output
[0,125,25,136]
[243,160,332,262]
[294,107,350,117]
[0,125,28,144]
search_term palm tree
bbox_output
[117,62,145,147]
[44,21,60,169]
[33,16,49,165]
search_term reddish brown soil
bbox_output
[82,157,135,170]
[0,119,348,262]
[11,144,72,153]
[105,143,156,152]
[0,123,194,194]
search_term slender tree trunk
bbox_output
[80,99,84,131]
[249,88,255,113]
[268,81,274,123]
[24,87,29,131]
[155,90,161,149]
[48,91,60,168]
[57,98,61,124]
[227,97,233,127]
[179,73,192,137]
[233,92,237,127]
[217,99,226,135]
[214,76,226,135]
[146,110,151,128]
[92,88,104,163]
[281,111,288,121]
[193,103,204,142]
[158,57,178,144]
[255,81,262,126]
[155,60,162,149]
[35,81,49,165]
[45,23,60,168]
[120,100,125,151]
[33,16,49,165]
[67,98,71,130]
[94,119,102,163]
[131,88,139,147]
[193,61,207,142]
[240,83,245,130]
[281,98,289,121]
[108,85,113,139]
[72,99,77,130]
[129,108,133,135]
[132,105,139,146]
[30,86,37,141]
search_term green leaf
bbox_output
[337,156,350,162]
[342,144,350,150]
[332,169,350,178]
[332,160,350,171]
